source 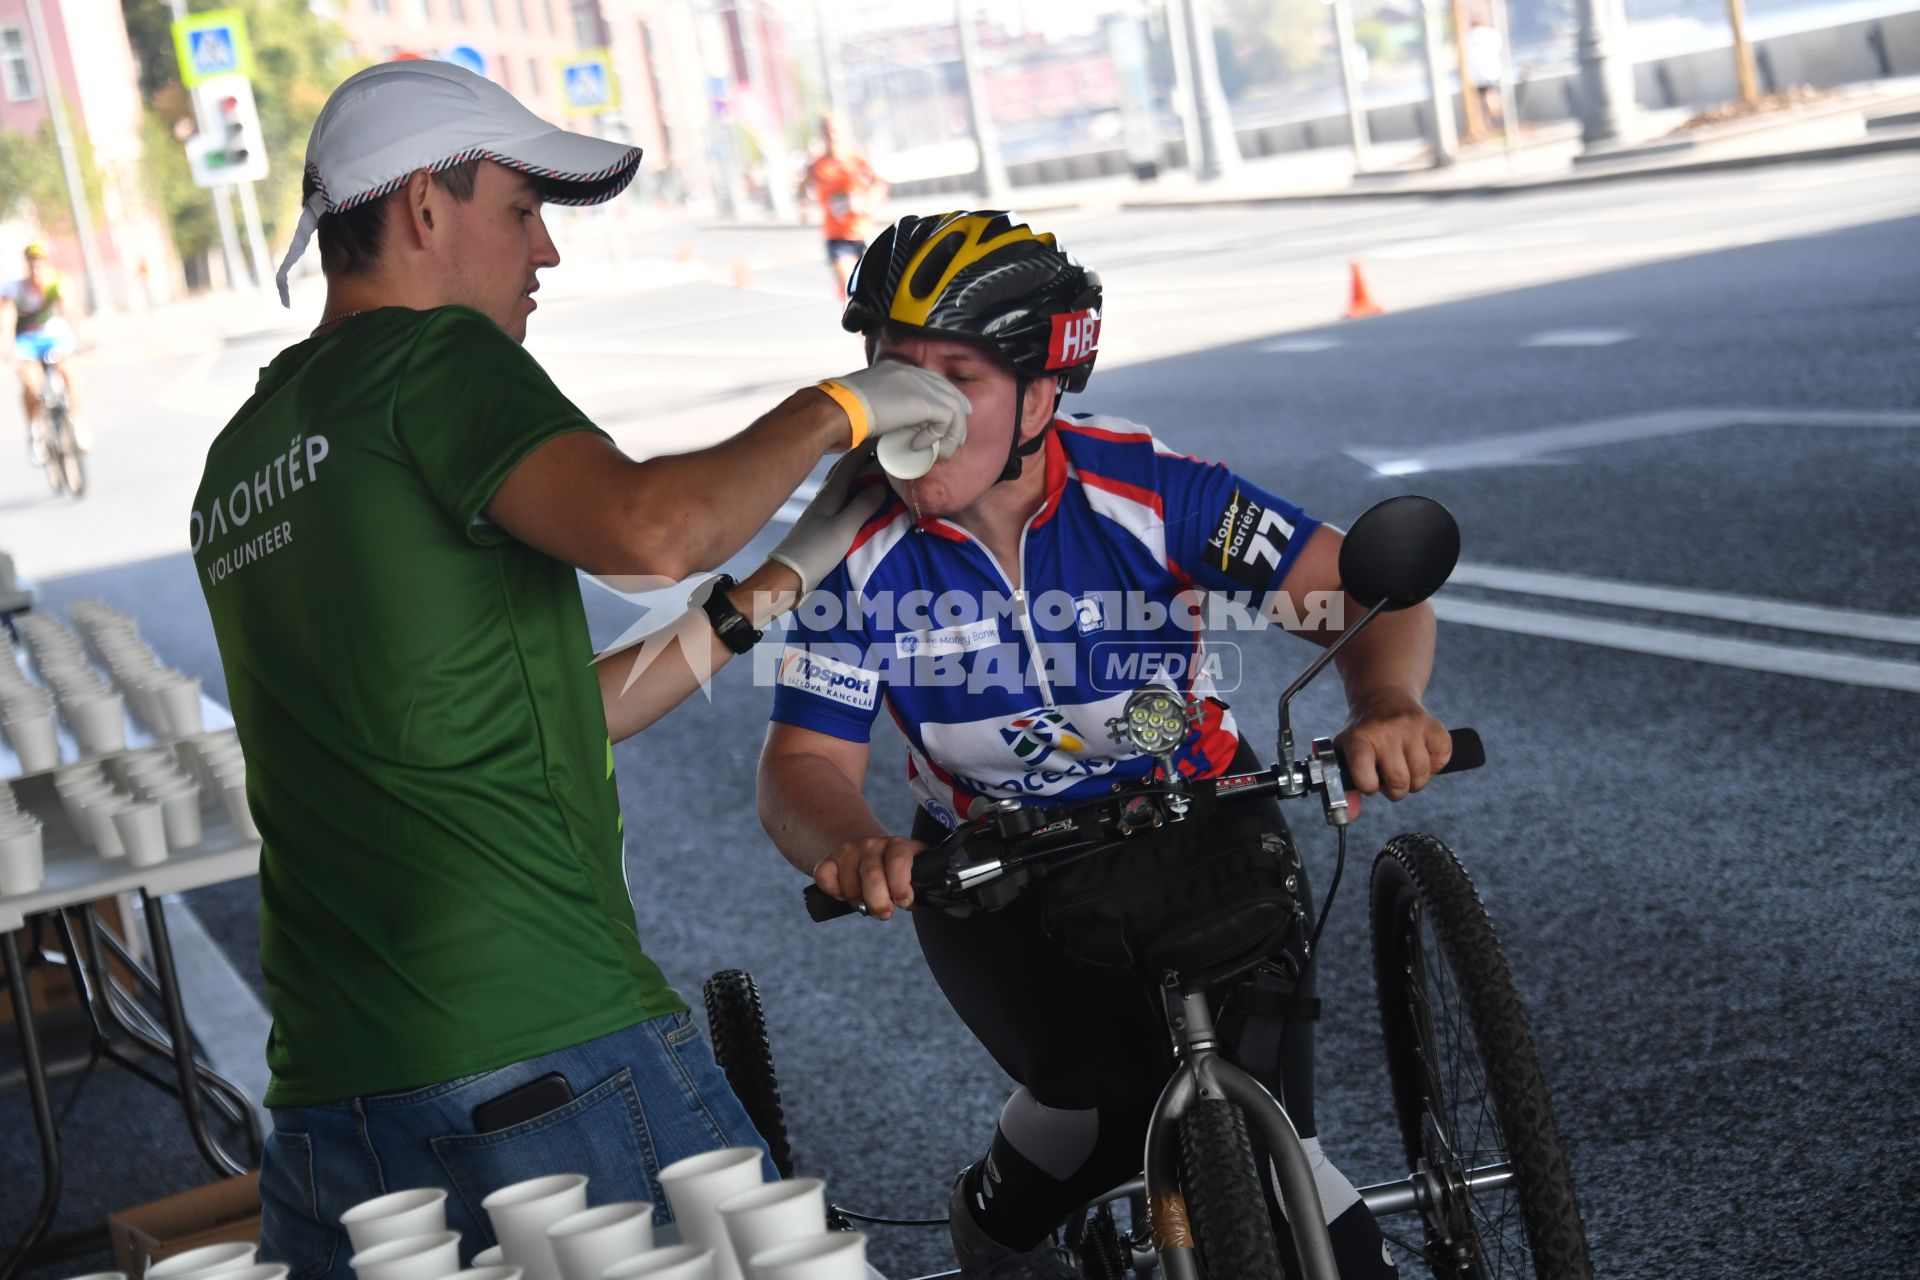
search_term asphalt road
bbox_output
[3,153,1917,1279]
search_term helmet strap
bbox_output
[998,376,1053,483]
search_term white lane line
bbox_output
[1349,407,1920,475]
[1260,337,1344,353]
[164,896,271,1127]
[1522,329,1635,347]
[1434,599,1920,692]
[1451,563,1920,645]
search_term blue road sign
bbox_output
[189,26,239,78]
[442,44,487,77]
[562,59,612,112]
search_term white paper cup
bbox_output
[219,780,260,840]
[3,713,58,772]
[600,1248,716,1280]
[876,430,939,481]
[656,1149,764,1280]
[349,1229,462,1280]
[0,826,45,895]
[482,1173,589,1280]
[113,802,169,866]
[473,1249,506,1268]
[63,692,127,753]
[152,783,204,848]
[79,793,131,858]
[447,1269,524,1280]
[213,1267,290,1280]
[155,676,205,735]
[744,1234,867,1280]
[717,1179,825,1280]
[146,1242,258,1280]
[64,1271,128,1280]
[342,1187,450,1254]
[548,1202,654,1280]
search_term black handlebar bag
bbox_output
[1041,798,1306,985]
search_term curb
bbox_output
[1116,129,1920,208]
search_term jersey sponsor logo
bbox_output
[1046,309,1101,369]
[895,618,1001,659]
[999,707,1088,765]
[1073,592,1107,634]
[1207,487,1294,589]
[1091,641,1241,694]
[777,647,880,711]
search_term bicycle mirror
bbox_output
[1337,495,1460,610]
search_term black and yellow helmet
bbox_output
[843,211,1103,394]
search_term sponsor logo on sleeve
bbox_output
[1206,487,1296,589]
[777,648,880,711]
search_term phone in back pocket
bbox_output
[471,1072,575,1134]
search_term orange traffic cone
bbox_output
[674,243,695,263]
[1344,260,1384,319]
[730,258,752,289]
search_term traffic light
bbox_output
[185,75,269,187]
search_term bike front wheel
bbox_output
[1179,1097,1286,1280]
[701,968,796,1179]
[48,406,85,497]
[1370,833,1592,1280]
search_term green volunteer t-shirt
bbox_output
[190,305,685,1108]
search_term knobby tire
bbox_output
[1179,1097,1286,1280]
[1370,833,1592,1280]
[701,969,796,1180]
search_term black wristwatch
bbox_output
[693,574,762,654]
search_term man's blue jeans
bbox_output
[258,1011,777,1280]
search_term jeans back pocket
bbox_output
[429,1067,664,1235]
[258,1130,344,1280]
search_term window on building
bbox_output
[572,7,598,48]
[515,0,528,31]
[496,53,512,89]
[526,56,541,94]
[368,0,391,16]
[543,0,555,34]
[449,0,465,22]
[1,28,35,102]
[485,0,499,24]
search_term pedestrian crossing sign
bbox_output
[559,52,617,115]
[173,10,253,89]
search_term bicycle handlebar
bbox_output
[803,727,1484,924]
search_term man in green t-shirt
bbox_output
[191,61,968,1275]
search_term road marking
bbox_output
[1434,599,1920,692]
[1451,563,1920,644]
[1349,407,1920,475]
[1260,337,1343,353]
[1522,329,1635,347]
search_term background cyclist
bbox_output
[757,211,1451,1278]
[1,240,90,459]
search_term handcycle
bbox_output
[22,340,85,497]
[707,495,1592,1280]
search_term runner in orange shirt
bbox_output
[799,113,887,300]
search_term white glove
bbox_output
[816,360,970,457]
[769,444,889,596]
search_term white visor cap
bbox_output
[276,59,643,305]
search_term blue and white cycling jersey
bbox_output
[769,413,1323,830]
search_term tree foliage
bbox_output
[0,121,106,234]
[1214,0,1333,94]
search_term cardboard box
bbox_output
[108,1172,261,1278]
[1,899,138,1027]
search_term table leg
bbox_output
[138,890,249,1178]
[1,929,62,1280]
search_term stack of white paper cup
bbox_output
[656,1149,765,1280]
[745,1234,868,1280]
[2,701,58,773]
[547,1202,653,1280]
[0,806,44,895]
[446,1267,524,1280]
[342,1188,452,1254]
[77,788,134,859]
[144,1242,259,1280]
[602,1248,716,1280]
[716,1180,827,1280]
[483,1174,590,1280]
[349,1231,462,1280]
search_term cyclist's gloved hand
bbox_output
[815,360,970,456]
[769,443,887,596]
